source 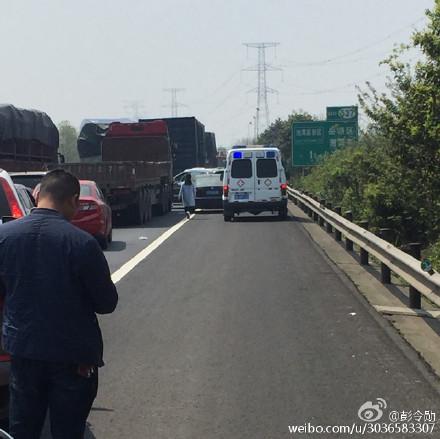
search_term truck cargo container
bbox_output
[140,117,207,174]
[53,120,173,225]
[204,132,218,167]
[0,104,59,172]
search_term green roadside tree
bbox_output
[58,120,79,163]
[358,0,440,244]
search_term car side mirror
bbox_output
[421,258,434,275]
[1,216,15,224]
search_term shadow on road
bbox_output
[290,215,313,224]
[231,215,289,223]
[38,417,98,439]
[114,211,184,230]
[105,241,127,252]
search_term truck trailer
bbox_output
[54,120,173,225]
[0,104,59,172]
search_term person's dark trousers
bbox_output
[9,357,98,439]
[184,206,195,214]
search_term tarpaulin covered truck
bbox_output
[55,120,173,225]
[0,104,59,172]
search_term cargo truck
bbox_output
[140,117,210,174]
[0,104,59,172]
[53,120,173,225]
[204,132,218,167]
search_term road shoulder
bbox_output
[288,201,440,387]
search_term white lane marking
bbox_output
[111,213,195,284]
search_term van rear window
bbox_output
[231,159,252,178]
[257,159,277,178]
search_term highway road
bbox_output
[42,208,440,438]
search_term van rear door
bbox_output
[255,152,281,202]
[229,152,254,202]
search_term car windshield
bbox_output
[10,175,44,189]
[80,185,93,197]
[194,174,223,187]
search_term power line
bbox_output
[281,16,425,68]
[243,42,282,138]
[163,88,186,117]
[282,71,387,96]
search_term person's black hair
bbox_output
[39,169,80,204]
[184,173,192,185]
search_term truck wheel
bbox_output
[146,201,152,222]
[129,203,143,225]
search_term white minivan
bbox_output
[222,147,288,221]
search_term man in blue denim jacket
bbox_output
[0,169,118,439]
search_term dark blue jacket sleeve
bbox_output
[78,239,118,314]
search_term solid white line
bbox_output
[111,213,195,284]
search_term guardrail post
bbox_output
[334,207,342,241]
[407,243,422,309]
[325,202,333,233]
[344,211,353,251]
[379,228,392,283]
[319,199,326,226]
[357,221,369,265]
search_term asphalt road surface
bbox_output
[44,209,440,438]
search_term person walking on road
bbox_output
[0,169,118,439]
[179,173,196,219]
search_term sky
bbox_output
[0,0,434,147]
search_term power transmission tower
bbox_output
[243,42,282,137]
[123,100,145,120]
[163,88,187,117]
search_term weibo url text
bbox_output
[288,422,436,435]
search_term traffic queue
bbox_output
[0,104,288,437]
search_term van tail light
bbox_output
[223,185,229,197]
[0,177,23,219]
[280,183,287,196]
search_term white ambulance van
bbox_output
[222,146,288,221]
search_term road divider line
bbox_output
[111,213,195,284]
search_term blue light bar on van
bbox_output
[233,151,242,159]
[266,151,276,158]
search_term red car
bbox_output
[73,180,112,249]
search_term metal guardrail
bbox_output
[287,186,440,309]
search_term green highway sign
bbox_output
[292,122,328,167]
[292,105,359,166]
[326,106,358,123]
[327,121,358,150]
